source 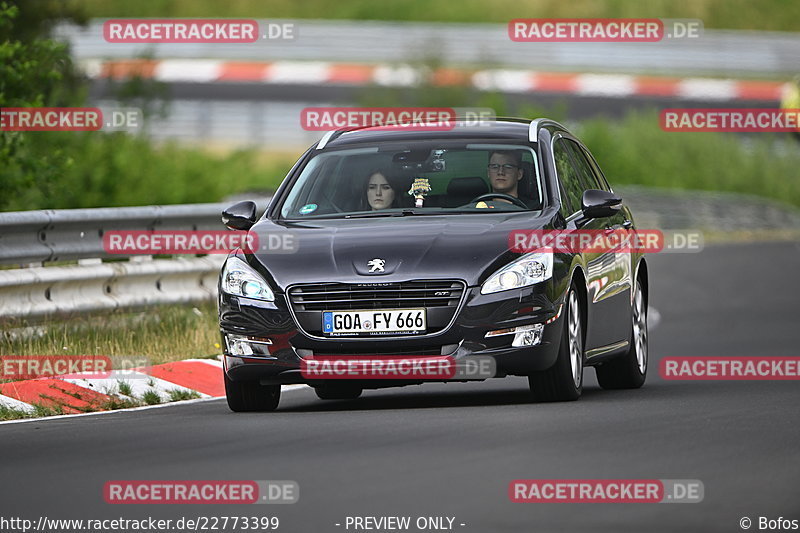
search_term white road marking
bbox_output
[154,59,223,82]
[0,385,309,425]
[576,74,636,97]
[677,78,736,100]
[0,394,35,413]
[267,61,331,84]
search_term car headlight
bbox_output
[481,252,553,294]
[221,257,275,301]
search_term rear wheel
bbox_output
[224,373,281,412]
[315,385,363,400]
[529,286,583,402]
[596,278,648,389]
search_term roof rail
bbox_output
[528,118,569,142]
[316,130,341,150]
[317,116,567,149]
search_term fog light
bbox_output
[512,324,544,347]
[225,334,272,357]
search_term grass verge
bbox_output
[1,302,221,366]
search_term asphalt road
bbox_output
[1,241,799,533]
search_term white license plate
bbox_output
[322,308,426,336]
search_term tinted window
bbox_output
[278,144,541,218]
[578,145,613,192]
[565,139,605,192]
[553,138,584,215]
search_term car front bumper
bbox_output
[220,281,566,385]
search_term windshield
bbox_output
[279,142,542,219]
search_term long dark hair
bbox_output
[359,169,412,210]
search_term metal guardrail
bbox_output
[0,203,243,321]
[0,203,230,265]
[0,256,224,320]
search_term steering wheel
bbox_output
[470,193,528,209]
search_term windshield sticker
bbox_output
[299,203,318,215]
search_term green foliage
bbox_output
[1,0,294,212]
[0,1,87,209]
[2,131,292,210]
[70,0,800,31]
[576,111,800,207]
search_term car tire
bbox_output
[596,278,648,390]
[528,285,583,402]
[315,385,363,400]
[224,373,281,412]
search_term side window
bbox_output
[553,138,583,215]
[580,146,613,192]
[565,140,605,192]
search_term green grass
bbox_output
[575,111,800,208]
[69,0,800,31]
[168,389,202,402]
[1,302,221,366]
[141,389,161,405]
[116,380,132,396]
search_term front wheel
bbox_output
[596,278,648,389]
[224,373,281,412]
[528,286,583,402]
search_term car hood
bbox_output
[247,213,548,289]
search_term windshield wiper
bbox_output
[345,209,435,219]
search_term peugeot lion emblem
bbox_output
[367,258,386,273]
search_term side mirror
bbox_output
[581,189,622,219]
[222,201,257,230]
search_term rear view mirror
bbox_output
[222,201,257,230]
[581,189,622,219]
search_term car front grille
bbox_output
[287,280,465,311]
[286,280,466,337]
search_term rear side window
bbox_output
[579,145,613,192]
[553,138,584,215]
[564,139,605,192]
